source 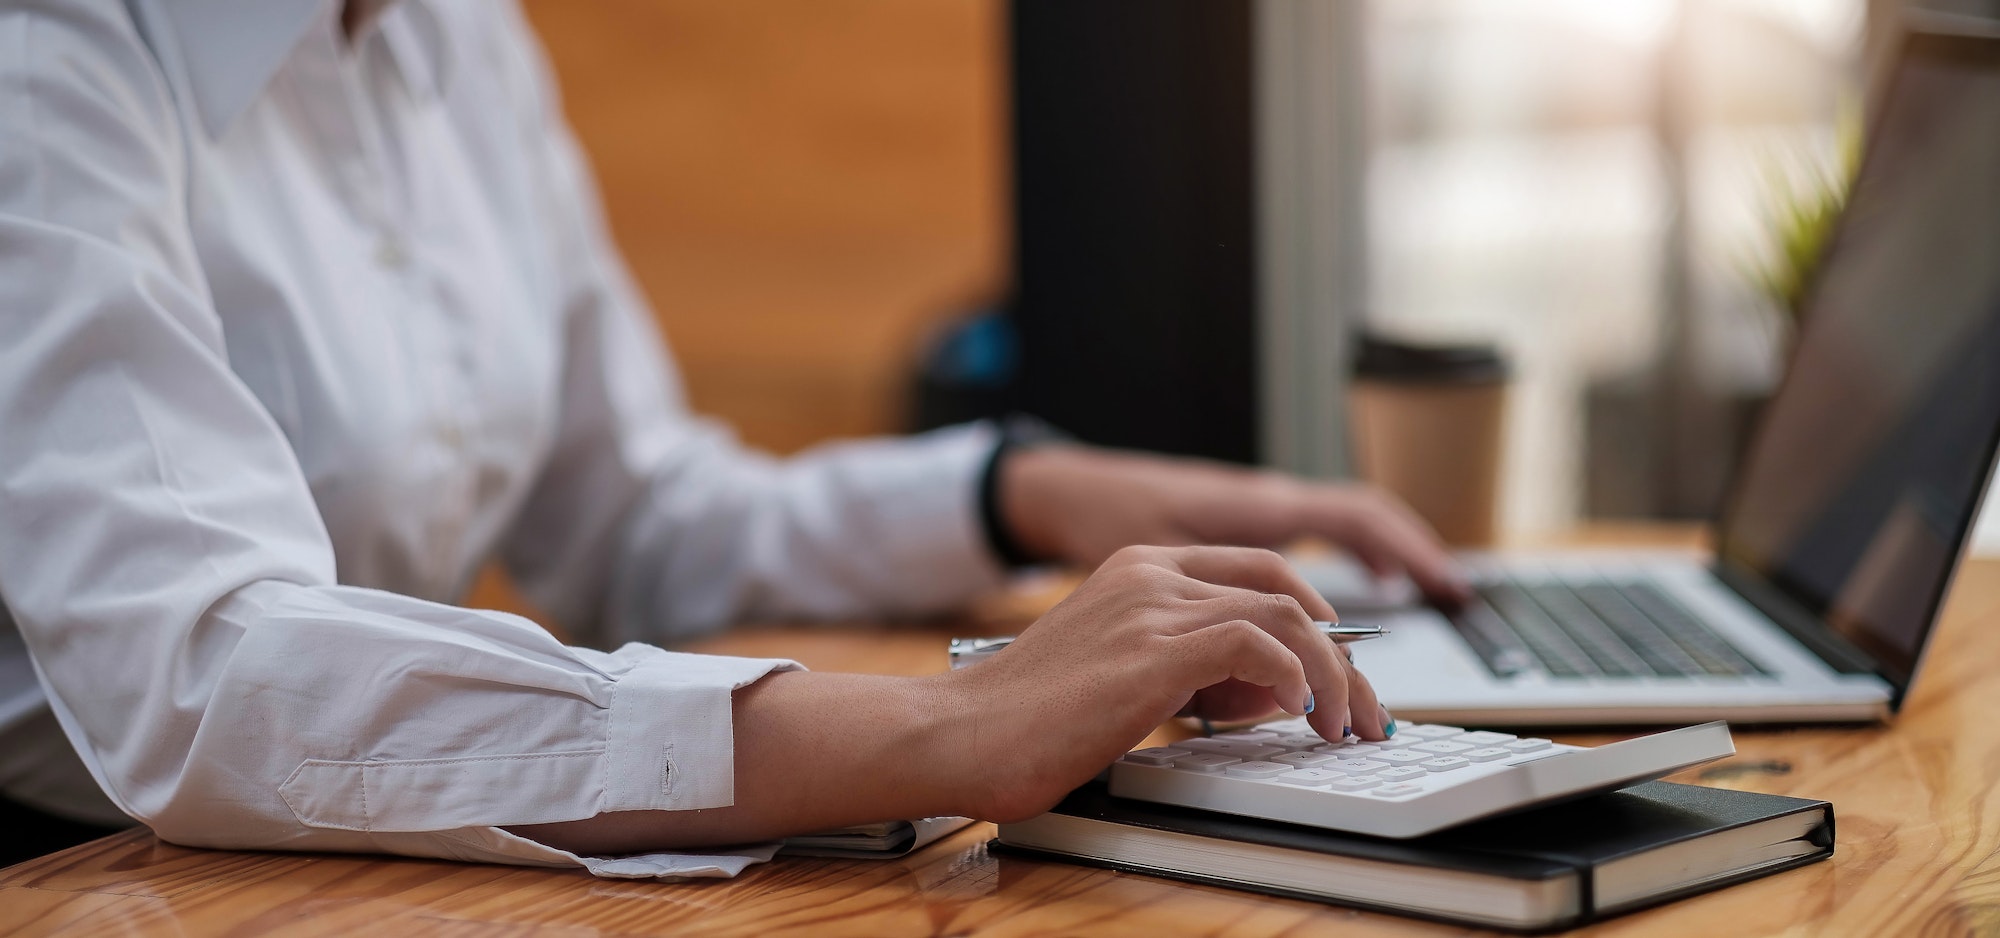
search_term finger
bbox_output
[1339,651,1389,740]
[1152,545,1343,622]
[1145,549,1355,737]
[1172,620,1311,716]
[1186,679,1285,724]
[1314,498,1471,603]
[1191,589,1350,738]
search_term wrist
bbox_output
[995,444,1078,566]
[909,668,1015,820]
[981,417,1073,567]
[928,663,1049,822]
[741,670,997,825]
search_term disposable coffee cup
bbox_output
[1348,335,1509,547]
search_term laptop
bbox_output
[1301,16,2000,726]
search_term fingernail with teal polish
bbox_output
[1303,692,1315,715]
[1341,724,1352,739]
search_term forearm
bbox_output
[516,544,1391,858]
[510,670,982,854]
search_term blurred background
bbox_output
[516,0,1998,556]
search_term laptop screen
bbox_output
[1715,25,2000,690]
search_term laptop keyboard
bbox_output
[1451,577,1769,678]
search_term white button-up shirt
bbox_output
[0,0,1003,877]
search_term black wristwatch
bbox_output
[977,414,1069,569]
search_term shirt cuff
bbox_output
[798,420,1012,617]
[404,644,803,880]
[598,643,802,813]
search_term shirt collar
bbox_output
[153,0,452,140]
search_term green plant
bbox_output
[1748,112,1861,321]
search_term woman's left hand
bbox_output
[998,444,1473,604]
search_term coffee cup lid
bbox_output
[1353,334,1509,385]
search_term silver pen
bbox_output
[947,621,1387,670]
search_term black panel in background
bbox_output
[1009,0,1258,463]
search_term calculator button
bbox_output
[1462,747,1512,763]
[1259,718,1314,735]
[1326,774,1383,791]
[1412,740,1474,755]
[1314,744,1381,758]
[1328,758,1390,774]
[1121,747,1189,766]
[1503,738,1553,753]
[1453,731,1518,746]
[1268,734,1328,750]
[1376,750,1431,766]
[1372,783,1426,797]
[1273,751,1338,768]
[1215,730,1279,743]
[1376,766,1427,782]
[1371,735,1430,750]
[1419,757,1471,772]
[1225,760,1293,779]
[1179,739,1286,760]
[1171,753,1241,773]
[1275,768,1344,788]
[1397,724,1465,739]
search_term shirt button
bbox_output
[375,236,409,269]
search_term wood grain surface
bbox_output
[519,0,1007,456]
[7,550,1999,936]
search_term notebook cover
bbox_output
[1432,779,1835,869]
[995,779,1833,933]
[993,842,1587,933]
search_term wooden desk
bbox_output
[8,556,2000,936]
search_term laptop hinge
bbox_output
[1709,561,1885,679]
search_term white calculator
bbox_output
[1109,719,1735,839]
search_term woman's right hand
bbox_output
[947,544,1391,823]
[511,544,1391,854]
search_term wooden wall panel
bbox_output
[520,0,1009,454]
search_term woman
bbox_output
[0,0,1464,874]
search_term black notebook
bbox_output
[996,780,1832,933]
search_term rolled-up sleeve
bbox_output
[0,3,796,876]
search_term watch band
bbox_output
[977,414,1069,569]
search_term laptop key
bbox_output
[1478,582,1600,677]
[1622,583,1769,676]
[1447,602,1539,677]
[1525,584,1652,676]
[1574,583,1706,676]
